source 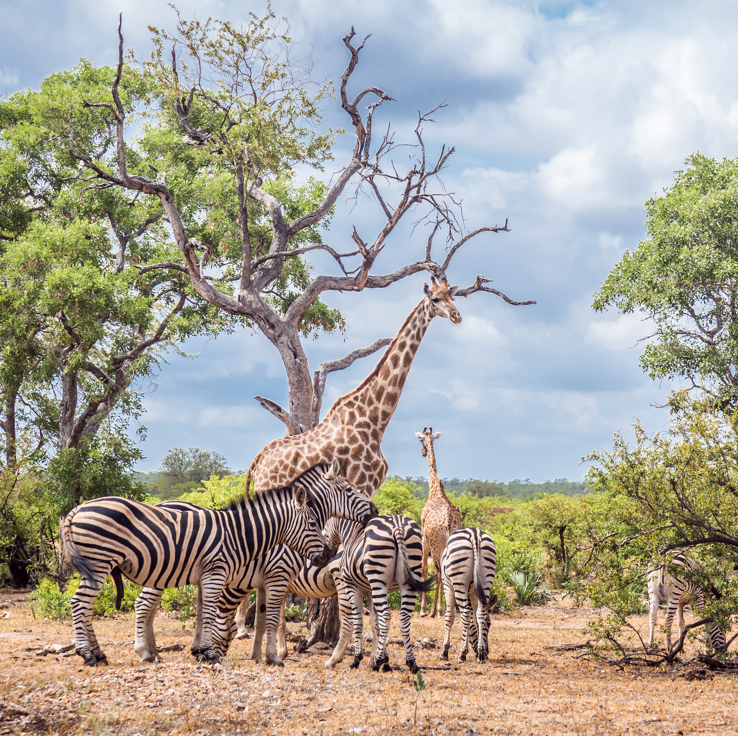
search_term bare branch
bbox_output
[311,337,392,425]
[456,275,537,306]
[254,396,306,437]
[135,262,189,275]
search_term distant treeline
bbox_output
[396,476,590,500]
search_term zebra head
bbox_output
[283,483,332,568]
[299,460,378,528]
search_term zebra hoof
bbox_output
[201,650,220,664]
[191,647,204,658]
[406,659,419,674]
[350,658,362,669]
[234,631,251,640]
[381,662,392,673]
[95,652,108,664]
[264,658,284,667]
[477,649,488,663]
[458,652,467,662]
[82,653,98,667]
[440,648,449,661]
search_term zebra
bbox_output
[62,483,331,666]
[135,463,376,663]
[207,549,339,664]
[647,551,726,652]
[440,528,497,663]
[322,515,433,673]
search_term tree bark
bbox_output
[300,594,341,650]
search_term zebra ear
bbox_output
[293,483,307,509]
[325,459,340,481]
[432,432,441,440]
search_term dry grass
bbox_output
[1,589,736,735]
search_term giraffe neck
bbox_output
[324,298,434,437]
[426,441,447,501]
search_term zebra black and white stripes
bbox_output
[135,463,376,663]
[440,528,497,662]
[323,515,433,673]
[647,551,726,653]
[62,484,329,666]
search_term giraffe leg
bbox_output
[235,593,251,639]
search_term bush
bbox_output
[31,573,140,619]
[285,602,306,621]
[509,571,552,606]
[374,478,424,524]
[160,585,198,621]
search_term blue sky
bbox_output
[4,0,738,481]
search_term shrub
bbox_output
[509,571,552,606]
[160,585,198,621]
[31,573,140,619]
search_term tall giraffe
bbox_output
[416,427,462,617]
[247,278,461,496]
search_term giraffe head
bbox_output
[415,427,441,457]
[423,276,461,323]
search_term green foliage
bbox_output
[583,391,738,645]
[284,602,306,622]
[149,447,231,500]
[160,585,198,621]
[374,478,424,525]
[176,473,249,509]
[594,153,738,404]
[400,476,589,500]
[31,573,140,619]
[508,571,552,607]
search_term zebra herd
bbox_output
[62,461,722,671]
[61,459,502,670]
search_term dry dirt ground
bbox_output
[0,589,736,736]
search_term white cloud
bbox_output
[534,145,604,211]
[0,67,19,89]
[598,232,623,251]
[585,313,650,352]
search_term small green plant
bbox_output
[509,571,552,606]
[412,670,428,725]
[284,602,306,621]
[160,585,198,621]
[31,574,140,619]
[31,579,71,620]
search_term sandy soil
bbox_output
[0,589,736,735]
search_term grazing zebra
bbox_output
[647,551,726,652]
[136,463,376,663]
[322,515,433,673]
[207,550,339,663]
[62,484,330,666]
[440,528,497,663]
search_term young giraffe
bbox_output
[247,278,462,497]
[416,428,462,617]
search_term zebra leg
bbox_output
[677,599,687,645]
[324,573,354,669]
[441,581,456,661]
[664,597,678,651]
[235,592,251,640]
[191,585,204,657]
[134,588,163,662]
[430,565,441,618]
[276,596,288,662]
[199,571,227,662]
[399,586,420,673]
[456,589,472,662]
[249,588,267,661]
[70,575,106,666]
[371,588,392,673]
[349,587,366,669]
[647,593,659,647]
[420,539,430,617]
[263,584,289,666]
[473,590,490,663]
[367,596,380,660]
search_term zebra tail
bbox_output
[472,534,489,610]
[111,567,124,610]
[60,507,95,586]
[394,525,434,593]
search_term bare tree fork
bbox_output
[69,19,534,435]
[311,337,392,425]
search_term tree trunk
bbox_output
[300,595,341,651]
[271,325,315,434]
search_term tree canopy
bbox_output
[594,153,738,403]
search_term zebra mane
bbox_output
[221,482,315,513]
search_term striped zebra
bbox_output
[647,551,726,652]
[207,549,339,664]
[62,483,331,666]
[440,528,497,663]
[322,515,433,673]
[135,463,376,663]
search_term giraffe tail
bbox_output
[472,532,489,610]
[244,452,263,500]
[393,523,434,593]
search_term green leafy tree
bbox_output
[583,392,738,652]
[594,153,738,404]
[151,447,231,499]
[374,477,424,524]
